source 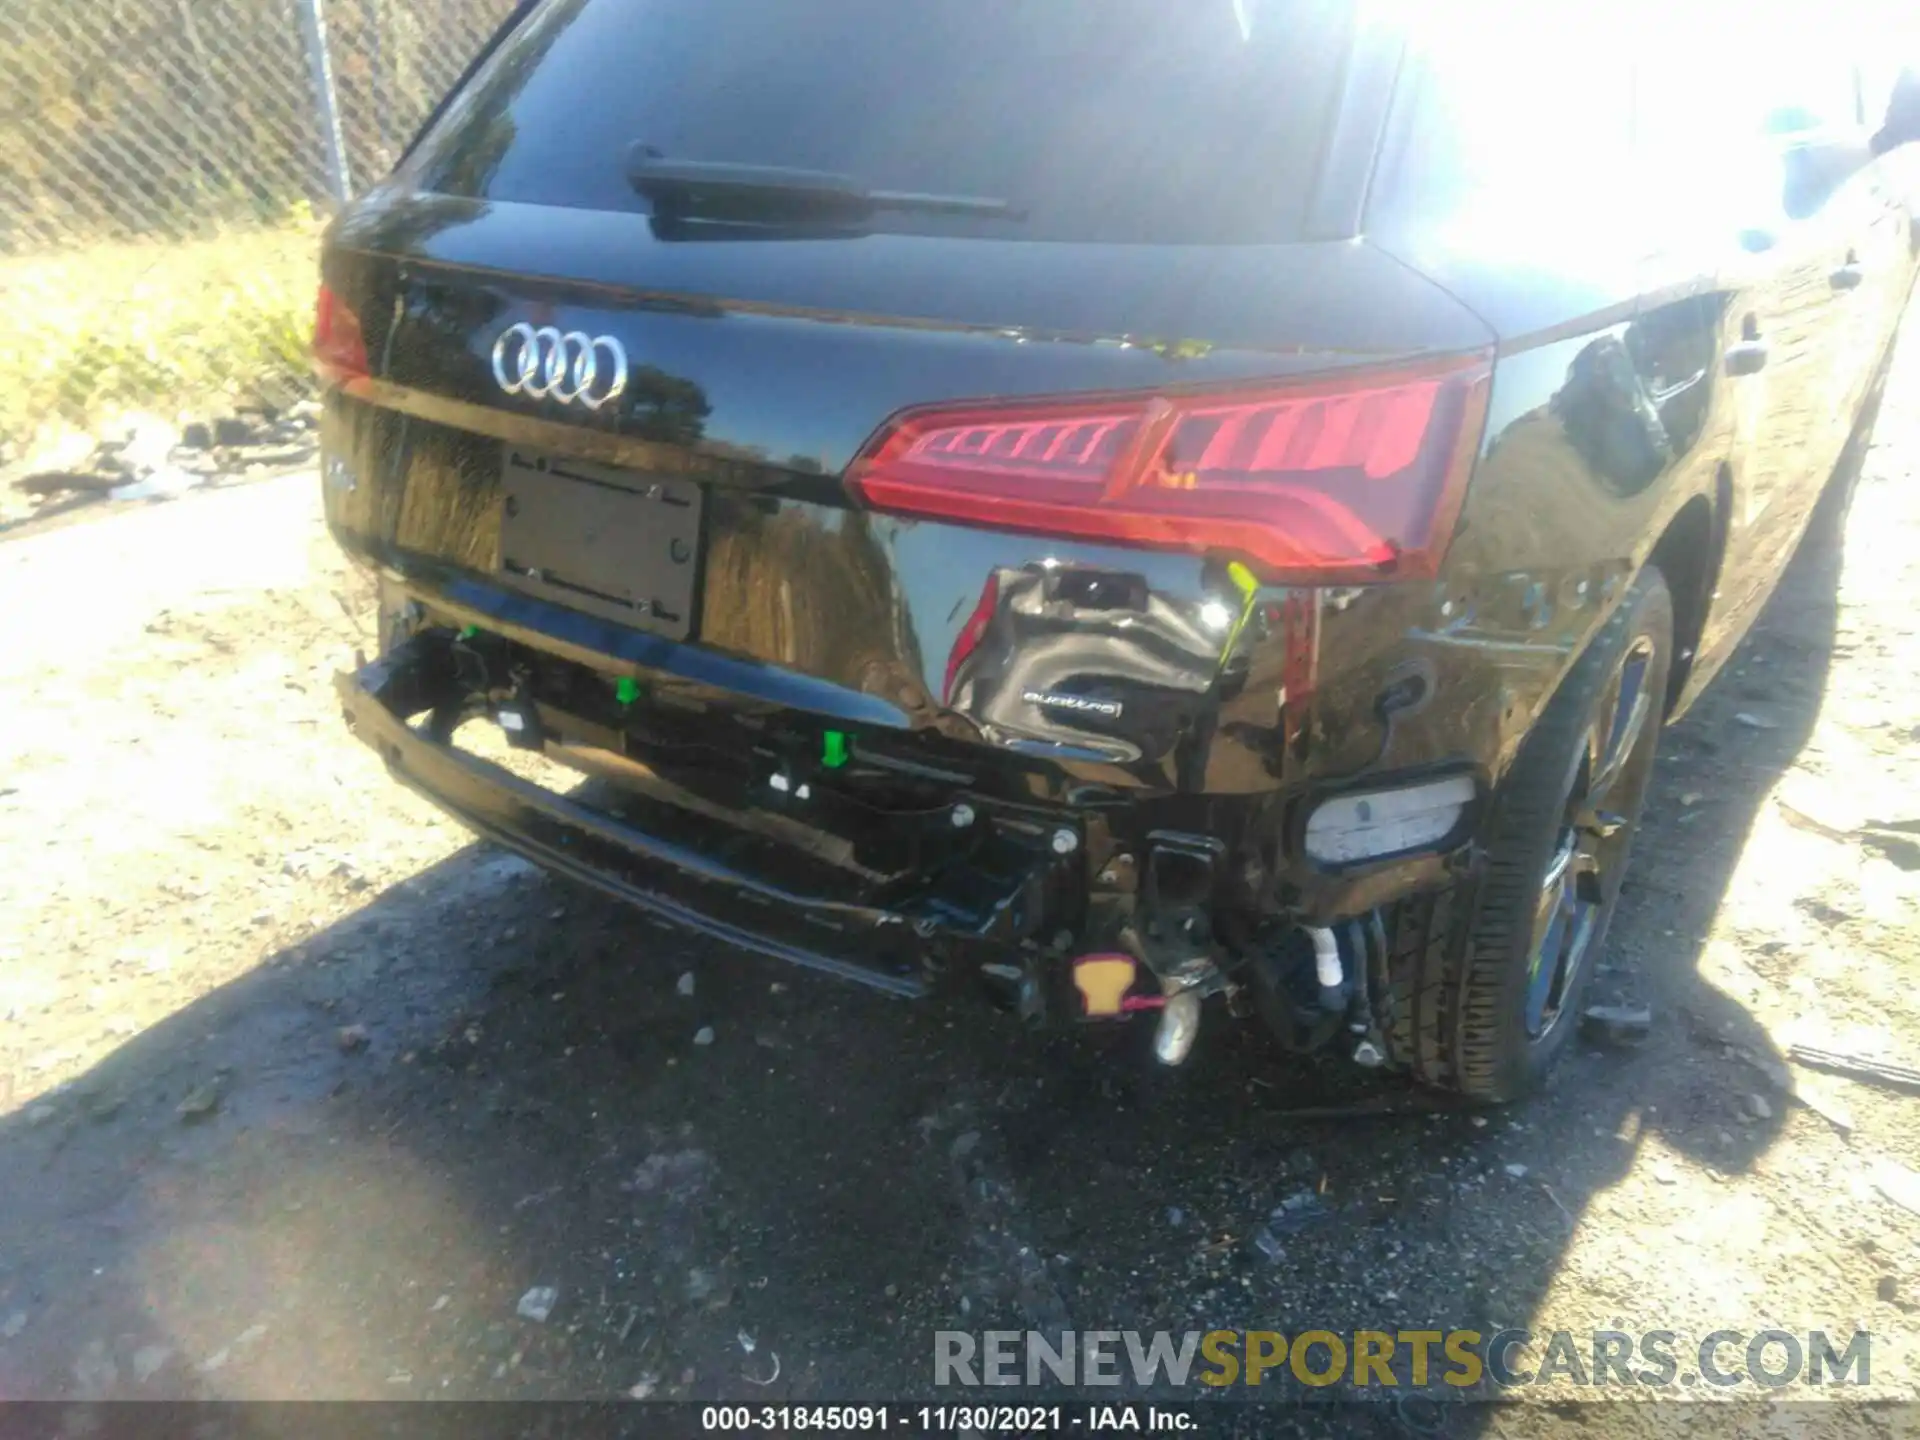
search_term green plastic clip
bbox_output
[1219,561,1261,659]
[615,676,640,707]
[458,624,479,639]
[821,730,849,769]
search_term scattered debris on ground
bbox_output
[1790,1042,1920,1095]
[2,404,318,531]
[1580,1004,1654,1047]
[515,1288,559,1325]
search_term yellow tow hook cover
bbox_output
[1073,953,1138,1018]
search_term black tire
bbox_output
[1385,566,1674,1102]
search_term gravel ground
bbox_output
[2,330,1919,1432]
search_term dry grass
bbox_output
[0,221,321,458]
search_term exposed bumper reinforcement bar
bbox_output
[336,649,939,998]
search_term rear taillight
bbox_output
[848,354,1493,583]
[313,284,369,386]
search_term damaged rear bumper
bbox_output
[335,639,1072,999]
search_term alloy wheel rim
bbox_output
[1524,634,1657,1040]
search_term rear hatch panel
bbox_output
[321,0,1495,797]
[324,218,1492,788]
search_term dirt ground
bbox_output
[2,324,1919,1433]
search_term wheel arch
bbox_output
[1643,470,1727,716]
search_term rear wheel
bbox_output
[1385,566,1673,1101]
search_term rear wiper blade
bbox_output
[627,152,1025,223]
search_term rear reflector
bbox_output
[313,284,369,386]
[1304,773,1478,865]
[944,571,1002,704]
[848,353,1492,583]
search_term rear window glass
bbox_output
[408,0,1357,244]
[1366,11,1636,236]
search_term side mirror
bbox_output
[1873,68,1920,155]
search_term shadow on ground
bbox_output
[0,419,1871,1434]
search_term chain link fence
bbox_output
[0,0,517,458]
[0,0,517,253]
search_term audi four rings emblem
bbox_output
[490,324,629,410]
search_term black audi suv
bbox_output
[316,0,1920,1099]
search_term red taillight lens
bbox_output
[848,354,1493,583]
[313,284,369,386]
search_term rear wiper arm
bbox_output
[628,152,1025,223]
